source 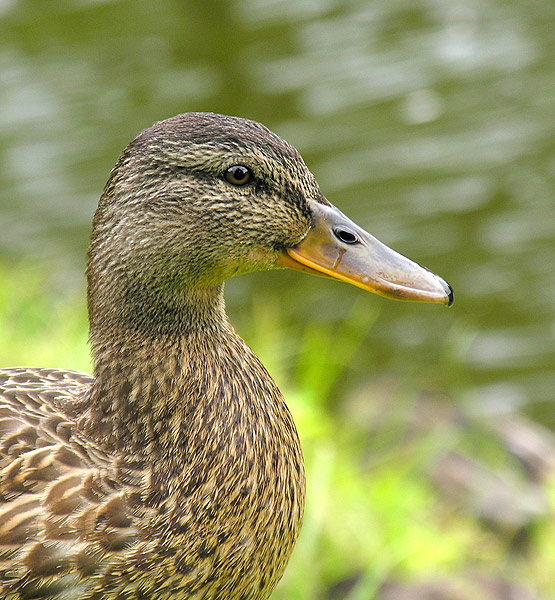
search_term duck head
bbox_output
[87,113,452,338]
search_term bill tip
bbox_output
[441,278,455,307]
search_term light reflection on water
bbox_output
[0,0,553,425]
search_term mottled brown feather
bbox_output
[0,114,317,599]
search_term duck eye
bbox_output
[224,165,252,186]
[333,226,360,245]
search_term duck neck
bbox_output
[82,283,258,458]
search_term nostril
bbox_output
[333,226,359,245]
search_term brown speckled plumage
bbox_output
[1,113,314,599]
[0,112,453,600]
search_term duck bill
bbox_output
[276,201,454,306]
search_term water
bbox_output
[1,0,553,425]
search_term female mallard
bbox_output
[0,113,453,599]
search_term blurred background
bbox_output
[1,1,554,599]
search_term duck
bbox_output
[0,112,453,600]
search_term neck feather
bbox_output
[81,307,290,461]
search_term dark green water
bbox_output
[1,0,553,425]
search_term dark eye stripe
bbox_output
[224,165,252,186]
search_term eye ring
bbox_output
[224,165,253,186]
[333,226,360,245]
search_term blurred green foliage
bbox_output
[0,262,90,371]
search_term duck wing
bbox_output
[0,368,141,599]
